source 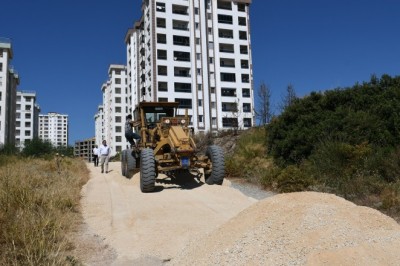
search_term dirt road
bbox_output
[79,162,258,265]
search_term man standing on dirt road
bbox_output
[99,140,110,173]
[92,145,99,167]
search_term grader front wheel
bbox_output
[205,145,225,185]
[140,148,156,192]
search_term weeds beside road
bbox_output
[0,155,88,265]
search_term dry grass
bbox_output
[0,155,89,265]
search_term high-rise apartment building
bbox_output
[39,112,69,147]
[97,65,130,156]
[15,90,40,150]
[0,38,19,146]
[125,0,254,133]
[94,104,104,146]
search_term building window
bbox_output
[198,99,203,106]
[157,17,166,28]
[221,73,236,82]
[218,29,233,39]
[173,35,190,46]
[238,3,246,12]
[156,2,166,12]
[241,60,249,69]
[244,118,252,127]
[240,45,248,54]
[175,98,192,109]
[173,51,190,61]
[158,65,167,76]
[222,102,238,112]
[115,116,122,122]
[198,84,202,91]
[243,103,251,112]
[196,38,200,44]
[172,4,188,15]
[115,107,121,113]
[242,74,250,83]
[239,31,248,40]
[197,69,201,75]
[115,97,121,103]
[242,88,250,98]
[173,20,189,31]
[157,33,167,44]
[211,102,216,109]
[157,49,167,60]
[222,118,238,128]
[211,87,215,94]
[210,57,213,64]
[158,82,168,91]
[220,58,235,68]
[218,14,233,24]
[115,87,121,94]
[220,43,234,53]
[238,17,247,26]
[221,88,236,97]
[116,136,122,142]
[195,7,199,14]
[158,97,168,102]
[115,78,121,84]
[217,1,232,10]
[199,115,203,123]
[174,67,191,77]
[116,126,122,132]
[116,146,122,152]
[174,82,191,93]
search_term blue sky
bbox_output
[1,0,400,144]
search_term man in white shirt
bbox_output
[99,140,111,173]
[92,145,99,167]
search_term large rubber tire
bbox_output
[126,150,136,176]
[205,145,225,185]
[121,149,127,176]
[140,148,156,192]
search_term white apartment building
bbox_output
[94,104,104,146]
[0,38,19,146]
[97,65,130,156]
[125,0,254,133]
[15,90,40,150]
[39,112,69,147]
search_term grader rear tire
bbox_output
[205,145,225,185]
[140,148,156,192]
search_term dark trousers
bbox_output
[93,155,99,166]
[125,131,141,146]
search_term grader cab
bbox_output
[121,102,225,192]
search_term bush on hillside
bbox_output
[266,74,400,165]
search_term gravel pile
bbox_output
[170,192,400,265]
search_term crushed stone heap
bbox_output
[171,191,400,265]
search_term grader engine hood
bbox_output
[168,125,194,154]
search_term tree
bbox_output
[255,82,273,125]
[22,138,54,157]
[280,83,297,111]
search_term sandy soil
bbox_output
[76,162,257,265]
[74,162,400,265]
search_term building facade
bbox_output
[15,90,40,150]
[0,38,19,146]
[94,104,104,146]
[39,112,69,147]
[96,65,130,156]
[125,0,254,133]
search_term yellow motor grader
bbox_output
[121,102,225,192]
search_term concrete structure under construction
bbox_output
[125,0,254,133]
[39,112,69,147]
[15,90,40,150]
[0,37,19,146]
[74,137,96,162]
